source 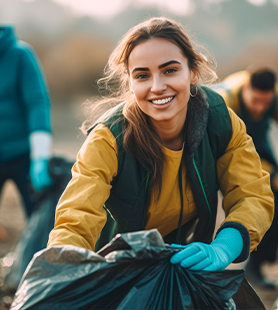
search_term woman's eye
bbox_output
[136,74,149,79]
[165,68,177,74]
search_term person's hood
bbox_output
[0,26,16,57]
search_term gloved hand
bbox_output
[170,227,243,271]
[29,131,53,191]
[30,158,53,191]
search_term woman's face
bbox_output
[128,38,198,128]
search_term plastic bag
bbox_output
[3,157,73,290]
[11,229,265,310]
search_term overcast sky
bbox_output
[49,0,270,19]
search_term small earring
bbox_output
[190,85,198,97]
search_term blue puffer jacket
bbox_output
[0,26,51,162]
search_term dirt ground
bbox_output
[0,102,278,309]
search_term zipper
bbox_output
[145,172,149,194]
[141,172,150,229]
[192,154,212,225]
[176,163,183,244]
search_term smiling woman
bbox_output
[47,18,273,292]
[128,38,198,150]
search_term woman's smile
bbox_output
[150,96,175,105]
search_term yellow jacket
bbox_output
[48,108,274,253]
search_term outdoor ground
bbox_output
[0,102,278,309]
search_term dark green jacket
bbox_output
[91,86,250,262]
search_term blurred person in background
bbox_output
[214,67,278,290]
[48,17,274,285]
[0,26,53,231]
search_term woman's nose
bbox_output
[151,76,167,93]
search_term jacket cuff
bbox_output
[216,221,250,263]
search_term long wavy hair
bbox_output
[81,17,217,197]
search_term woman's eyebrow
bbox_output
[159,60,181,69]
[131,60,181,74]
[132,67,149,74]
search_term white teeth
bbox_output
[151,96,173,105]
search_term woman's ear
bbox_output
[190,68,199,85]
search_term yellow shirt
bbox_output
[145,146,197,236]
[48,108,274,252]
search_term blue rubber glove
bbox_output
[30,158,53,191]
[170,227,243,271]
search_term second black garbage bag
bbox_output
[11,229,265,310]
[3,157,73,291]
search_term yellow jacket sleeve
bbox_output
[214,71,249,115]
[47,124,118,250]
[217,108,274,252]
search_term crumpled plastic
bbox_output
[11,229,265,310]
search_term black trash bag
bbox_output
[10,229,265,310]
[3,156,73,291]
[233,277,267,310]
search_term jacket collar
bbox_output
[185,87,209,155]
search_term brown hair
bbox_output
[81,17,217,196]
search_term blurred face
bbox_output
[242,84,274,118]
[128,38,198,129]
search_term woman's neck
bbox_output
[152,120,185,151]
